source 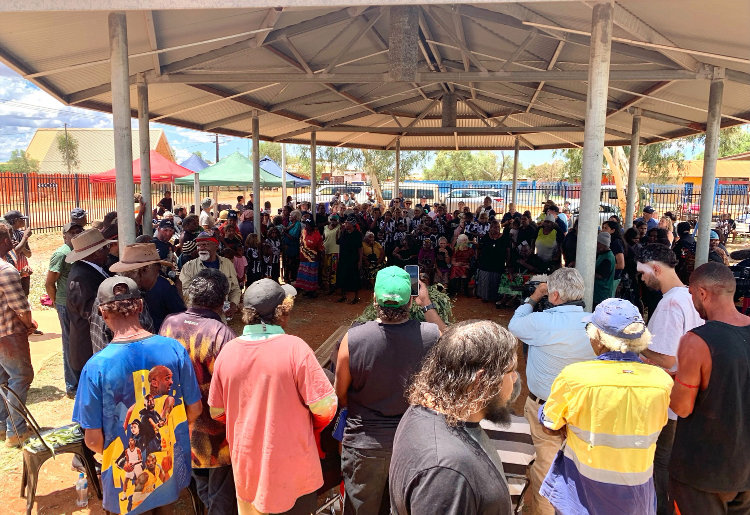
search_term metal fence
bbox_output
[3,173,749,233]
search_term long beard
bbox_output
[483,375,521,427]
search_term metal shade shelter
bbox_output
[2,0,747,307]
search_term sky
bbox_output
[0,62,557,170]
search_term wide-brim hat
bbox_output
[65,228,116,263]
[109,243,174,272]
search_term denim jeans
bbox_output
[193,466,238,515]
[56,303,77,394]
[0,332,34,437]
[341,445,392,515]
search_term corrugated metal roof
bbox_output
[0,1,747,150]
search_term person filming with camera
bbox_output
[507,267,595,515]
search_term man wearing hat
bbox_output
[636,206,659,231]
[209,279,337,515]
[45,222,84,398]
[66,228,115,375]
[179,232,241,316]
[3,210,32,296]
[539,298,672,515]
[593,231,615,308]
[109,243,185,333]
[199,197,216,232]
[335,267,445,514]
[0,222,35,447]
[152,218,176,261]
[708,230,729,265]
[70,207,87,227]
[73,276,202,514]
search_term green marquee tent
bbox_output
[175,151,297,187]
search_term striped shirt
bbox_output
[0,258,30,337]
[540,352,672,515]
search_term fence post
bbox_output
[22,173,31,222]
[88,181,94,219]
[74,174,80,206]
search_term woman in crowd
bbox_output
[449,233,474,297]
[322,215,340,294]
[282,210,302,284]
[602,220,626,279]
[534,214,561,272]
[266,226,282,281]
[361,231,385,287]
[435,236,452,287]
[295,220,324,296]
[238,209,254,243]
[562,219,579,267]
[417,238,437,284]
[658,216,675,245]
[336,216,363,304]
[475,223,506,302]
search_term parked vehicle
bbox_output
[444,188,505,213]
[296,184,370,206]
[568,200,621,226]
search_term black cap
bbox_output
[643,206,655,214]
[70,207,87,219]
[4,210,27,222]
[63,222,83,233]
[227,210,238,220]
[158,219,175,230]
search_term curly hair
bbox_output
[187,268,229,310]
[408,320,517,425]
[99,298,142,318]
[242,296,295,325]
[586,322,651,354]
[375,303,410,322]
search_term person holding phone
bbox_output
[335,267,445,514]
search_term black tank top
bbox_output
[344,319,439,450]
[670,321,750,491]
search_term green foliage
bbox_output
[634,141,685,183]
[6,149,39,174]
[56,132,79,173]
[259,141,283,164]
[424,150,514,181]
[553,148,584,181]
[356,285,454,324]
[524,160,565,182]
[689,126,750,159]
[295,146,428,183]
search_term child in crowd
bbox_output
[450,233,475,297]
[391,237,411,268]
[266,226,282,280]
[261,243,275,281]
[435,236,452,287]
[245,234,262,286]
[231,244,247,287]
[418,238,437,284]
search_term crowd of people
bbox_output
[0,190,748,515]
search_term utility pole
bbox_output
[64,123,71,174]
[215,134,220,163]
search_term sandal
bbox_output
[350,297,360,305]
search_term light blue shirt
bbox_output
[508,303,595,400]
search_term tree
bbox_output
[259,141,282,164]
[295,145,353,179]
[347,149,428,183]
[6,149,39,174]
[689,125,750,159]
[56,132,80,173]
[553,148,584,181]
[524,160,565,182]
[629,141,686,183]
[424,150,514,181]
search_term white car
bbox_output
[445,188,505,213]
[568,200,621,226]
[296,185,371,206]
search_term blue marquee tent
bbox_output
[179,153,210,172]
[260,156,310,186]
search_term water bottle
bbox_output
[75,472,88,507]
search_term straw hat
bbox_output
[65,229,116,263]
[109,243,174,273]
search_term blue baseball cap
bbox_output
[582,298,646,340]
[710,230,720,240]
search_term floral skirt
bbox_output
[295,260,319,291]
[322,253,338,290]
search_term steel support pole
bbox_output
[311,131,317,213]
[109,12,136,245]
[395,138,401,201]
[625,109,641,228]
[137,77,152,236]
[512,137,520,206]
[281,143,287,207]
[695,72,724,266]
[252,111,261,235]
[575,1,613,311]
[193,173,200,215]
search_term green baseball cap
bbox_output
[374,266,412,308]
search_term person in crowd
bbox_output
[220,211,243,247]
[540,298,672,514]
[235,195,245,212]
[244,234,262,287]
[501,203,521,227]
[178,239,198,271]
[316,203,329,234]
[635,220,649,242]
[658,217,675,245]
[336,216,363,304]
[179,214,201,249]
[229,244,247,289]
[508,267,594,514]
[602,220,625,279]
[717,212,737,244]
[673,222,696,284]
[322,215,341,294]
[71,207,88,227]
[389,320,519,515]
[266,226,282,280]
[0,223,35,447]
[534,214,562,273]
[434,236,452,287]
[475,223,506,303]
[518,213,537,247]
[402,199,414,219]
[173,206,186,233]
[244,193,254,211]
[594,231,616,308]
[238,209,254,244]
[561,219,578,268]
[4,210,33,296]
[646,228,672,247]
[209,279,336,514]
[475,196,496,220]
[670,263,750,513]
[636,205,659,231]
[152,218,176,262]
[199,197,216,233]
[620,227,643,309]
[362,231,386,288]
[179,232,240,317]
[159,269,237,514]
[547,205,567,235]
[635,243,703,514]
[45,222,84,398]
[73,276,202,514]
[66,228,115,375]
[335,268,444,515]
[157,190,173,212]
[416,196,430,213]
[708,230,729,265]
[282,210,303,284]
[296,220,324,296]
[449,233,474,297]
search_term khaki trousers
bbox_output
[523,395,564,515]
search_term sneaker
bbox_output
[5,429,33,448]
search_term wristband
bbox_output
[421,303,436,314]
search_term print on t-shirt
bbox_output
[110,365,185,513]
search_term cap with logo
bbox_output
[158,218,175,230]
[582,297,646,340]
[97,276,141,305]
[374,266,412,308]
[70,207,87,220]
[643,206,655,214]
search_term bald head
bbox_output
[690,262,736,296]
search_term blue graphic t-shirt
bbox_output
[73,334,201,514]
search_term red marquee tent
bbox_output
[90,151,193,183]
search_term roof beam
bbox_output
[606,81,673,118]
[525,40,564,112]
[424,6,487,72]
[463,97,535,149]
[386,97,440,149]
[263,7,370,47]
[144,11,161,75]
[324,9,383,74]
[500,29,538,71]
[151,69,702,84]
[307,126,588,135]
[255,7,283,47]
